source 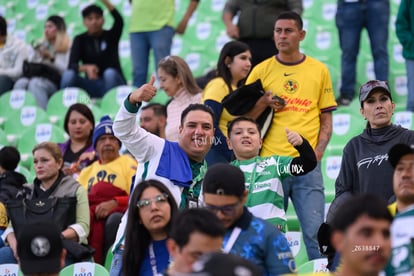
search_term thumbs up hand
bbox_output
[129,75,157,104]
[285,128,303,146]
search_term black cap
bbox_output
[191,252,261,276]
[203,163,245,197]
[359,80,392,106]
[388,143,414,168]
[17,222,62,274]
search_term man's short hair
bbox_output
[82,4,104,18]
[0,146,20,171]
[276,11,303,30]
[0,16,6,37]
[330,194,393,232]
[169,208,225,249]
[141,103,167,118]
[180,104,215,126]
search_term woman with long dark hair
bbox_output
[122,179,178,276]
[202,41,252,165]
[59,103,95,177]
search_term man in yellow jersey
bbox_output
[245,11,337,260]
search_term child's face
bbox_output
[227,120,262,160]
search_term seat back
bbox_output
[0,89,37,127]
[4,106,50,145]
[0,128,8,148]
[392,111,414,130]
[100,85,135,119]
[47,87,91,127]
[296,258,329,274]
[0,263,23,276]
[285,231,309,267]
[17,123,67,169]
[59,262,109,276]
[327,111,365,152]
[321,147,343,203]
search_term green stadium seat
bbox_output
[0,129,8,148]
[46,87,91,127]
[17,123,67,169]
[326,110,365,152]
[296,258,329,274]
[59,262,109,276]
[15,165,34,183]
[285,231,309,267]
[392,111,414,130]
[100,85,136,119]
[4,106,50,145]
[0,264,23,276]
[0,89,37,128]
[321,147,342,203]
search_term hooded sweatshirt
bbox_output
[335,124,414,202]
[0,171,27,204]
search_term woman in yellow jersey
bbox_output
[202,41,252,165]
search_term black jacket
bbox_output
[0,171,27,204]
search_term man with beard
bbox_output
[139,103,167,138]
[77,115,137,264]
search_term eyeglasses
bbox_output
[137,193,169,209]
[203,201,241,217]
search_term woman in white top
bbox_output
[14,15,70,109]
[157,55,202,141]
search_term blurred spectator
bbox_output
[128,0,199,88]
[158,55,202,141]
[190,252,261,276]
[335,80,414,202]
[330,194,392,276]
[0,142,89,265]
[121,180,178,276]
[222,0,302,67]
[0,15,28,94]
[61,0,126,98]
[0,146,27,248]
[385,143,414,275]
[59,103,95,178]
[202,41,251,165]
[202,163,296,275]
[139,103,167,138]
[17,222,66,276]
[395,0,414,112]
[77,115,137,264]
[335,0,389,106]
[164,208,225,275]
[13,15,70,109]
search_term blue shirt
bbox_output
[139,239,169,276]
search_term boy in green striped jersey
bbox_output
[227,116,316,231]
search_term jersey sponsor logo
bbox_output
[283,72,295,77]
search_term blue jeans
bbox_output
[0,246,16,264]
[336,0,390,99]
[109,248,123,276]
[60,68,125,98]
[406,59,414,111]
[282,162,324,260]
[130,26,174,87]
